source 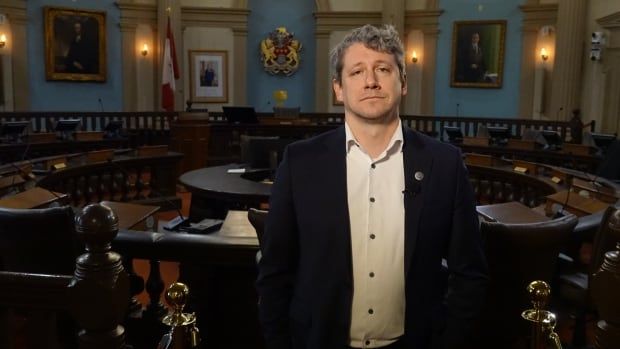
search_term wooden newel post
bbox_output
[591,209,620,349]
[68,203,130,349]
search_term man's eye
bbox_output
[377,67,390,72]
[351,70,362,75]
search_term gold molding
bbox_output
[315,0,331,12]
[116,1,157,26]
[180,7,250,33]
[0,0,28,25]
[598,12,620,50]
[314,11,382,35]
[404,10,443,34]
[519,4,558,31]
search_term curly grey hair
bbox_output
[329,24,406,84]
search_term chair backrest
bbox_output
[247,208,268,248]
[0,205,79,275]
[478,214,578,345]
[273,106,300,118]
[590,205,620,276]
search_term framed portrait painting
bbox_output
[189,50,228,103]
[450,20,506,88]
[44,7,106,82]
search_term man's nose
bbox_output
[365,71,379,89]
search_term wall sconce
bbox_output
[540,48,549,61]
[0,34,6,48]
[141,43,148,56]
[411,50,418,63]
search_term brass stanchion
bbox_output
[157,282,200,349]
[521,280,562,349]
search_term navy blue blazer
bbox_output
[257,125,488,349]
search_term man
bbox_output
[461,32,485,82]
[257,24,487,349]
[65,21,95,74]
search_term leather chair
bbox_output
[273,106,300,118]
[0,205,79,274]
[0,205,79,349]
[555,205,620,346]
[474,214,578,348]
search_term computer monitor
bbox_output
[240,135,295,169]
[541,130,562,149]
[104,120,124,138]
[54,119,81,140]
[443,126,463,143]
[0,121,30,143]
[487,126,511,145]
[591,132,617,152]
[222,106,259,124]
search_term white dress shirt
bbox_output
[345,121,406,348]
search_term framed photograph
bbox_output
[44,7,106,82]
[450,20,506,88]
[189,50,228,103]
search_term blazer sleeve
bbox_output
[443,149,489,348]
[256,147,299,349]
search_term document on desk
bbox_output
[227,168,246,174]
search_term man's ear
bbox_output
[333,79,344,103]
[401,74,408,96]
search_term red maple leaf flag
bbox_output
[162,17,179,111]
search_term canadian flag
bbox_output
[162,17,179,112]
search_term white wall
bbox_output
[183,26,234,112]
[404,30,423,115]
[0,14,13,111]
[136,24,155,111]
[580,0,620,132]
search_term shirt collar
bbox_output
[345,119,404,156]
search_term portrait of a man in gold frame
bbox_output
[44,7,106,82]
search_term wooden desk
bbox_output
[477,201,550,224]
[0,187,67,209]
[179,164,272,220]
[101,201,159,230]
[545,191,610,217]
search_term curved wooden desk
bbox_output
[179,164,272,219]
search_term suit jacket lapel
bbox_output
[402,127,434,277]
[320,126,353,288]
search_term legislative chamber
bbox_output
[1,1,620,349]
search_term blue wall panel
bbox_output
[434,1,523,118]
[27,0,122,111]
[247,0,316,112]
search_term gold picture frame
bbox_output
[189,50,228,103]
[450,20,506,88]
[44,6,106,82]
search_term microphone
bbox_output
[105,157,189,231]
[556,107,563,121]
[98,98,105,112]
[402,182,422,197]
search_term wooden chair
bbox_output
[473,214,578,348]
[555,205,620,346]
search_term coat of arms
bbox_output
[260,27,302,76]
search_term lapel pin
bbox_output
[414,171,424,181]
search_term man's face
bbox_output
[472,33,479,44]
[74,23,82,35]
[333,43,406,123]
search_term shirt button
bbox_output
[366,340,371,345]
[369,197,375,203]
[368,308,374,314]
[369,272,375,278]
[370,234,375,239]
[371,163,376,169]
